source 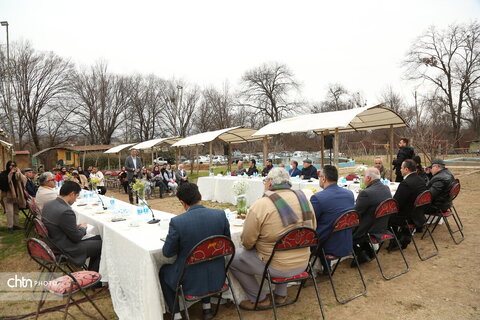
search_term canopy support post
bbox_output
[195,145,200,176]
[107,154,110,170]
[151,148,154,169]
[334,128,339,167]
[320,131,325,168]
[228,143,232,172]
[263,136,268,167]
[118,153,121,169]
[175,147,180,167]
[389,124,394,181]
[209,141,213,172]
[82,151,86,169]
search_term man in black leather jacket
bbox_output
[392,138,415,182]
[425,159,455,213]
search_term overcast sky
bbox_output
[1,0,479,106]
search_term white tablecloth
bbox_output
[73,194,244,320]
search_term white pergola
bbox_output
[104,143,137,169]
[130,137,182,167]
[253,104,408,179]
[172,126,263,171]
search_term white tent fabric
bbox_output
[104,143,136,154]
[253,104,407,136]
[130,137,181,150]
[172,126,263,147]
[0,139,13,149]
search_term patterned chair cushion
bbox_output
[271,272,309,284]
[44,271,101,295]
[184,283,229,300]
[370,232,394,244]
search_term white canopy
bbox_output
[104,143,136,154]
[172,126,263,147]
[253,104,407,136]
[130,137,181,150]
[0,139,13,149]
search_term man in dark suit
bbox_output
[300,159,318,180]
[353,167,392,264]
[160,183,231,320]
[389,159,428,250]
[310,165,354,271]
[425,158,455,214]
[42,181,102,271]
[125,148,143,204]
[392,138,415,182]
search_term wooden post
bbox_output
[107,154,110,170]
[209,141,213,172]
[263,136,268,166]
[195,145,200,176]
[320,131,325,168]
[227,142,232,172]
[118,154,121,169]
[389,125,394,181]
[151,148,154,169]
[82,151,86,169]
[334,128,339,167]
[175,147,180,167]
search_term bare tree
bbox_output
[8,41,73,151]
[240,62,300,123]
[196,83,237,132]
[380,86,405,114]
[404,21,480,146]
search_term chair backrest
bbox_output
[27,238,56,268]
[414,190,432,207]
[449,183,460,201]
[331,210,360,233]
[185,235,235,266]
[374,199,398,218]
[34,218,49,238]
[275,226,318,251]
[27,196,40,215]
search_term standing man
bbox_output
[42,181,102,271]
[300,159,318,180]
[175,164,189,185]
[125,148,143,204]
[0,161,27,233]
[392,138,415,182]
[23,168,38,197]
[160,183,231,320]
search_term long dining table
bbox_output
[72,193,245,320]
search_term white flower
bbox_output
[232,180,249,196]
[355,165,368,175]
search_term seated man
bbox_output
[90,167,106,195]
[175,164,189,184]
[300,159,318,180]
[35,172,58,214]
[246,159,258,176]
[352,168,391,264]
[23,168,38,197]
[289,160,301,177]
[42,181,102,271]
[389,159,427,250]
[234,160,246,176]
[230,168,316,309]
[160,183,231,320]
[374,157,386,179]
[425,159,455,214]
[261,159,273,177]
[310,165,354,271]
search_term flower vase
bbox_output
[91,183,97,193]
[236,195,247,218]
[137,188,145,203]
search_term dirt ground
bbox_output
[1,167,479,319]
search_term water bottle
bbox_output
[110,198,115,210]
[137,204,143,216]
[143,204,149,220]
[88,192,93,203]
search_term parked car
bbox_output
[153,157,168,165]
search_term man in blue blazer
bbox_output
[310,165,354,271]
[289,161,302,177]
[160,182,231,320]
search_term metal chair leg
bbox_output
[407,222,438,261]
[368,231,409,280]
[444,216,464,244]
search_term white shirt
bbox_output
[132,157,138,170]
[90,171,105,186]
[35,186,58,214]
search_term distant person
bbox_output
[300,159,318,180]
[0,161,27,233]
[55,166,69,183]
[374,157,386,179]
[118,166,129,194]
[71,170,89,190]
[289,161,301,177]
[23,168,38,197]
[352,168,392,265]
[234,160,246,176]
[35,172,57,213]
[413,156,429,183]
[425,159,455,214]
[261,159,273,177]
[246,159,259,176]
[90,167,106,195]
[163,164,178,196]
[392,138,415,182]
[125,149,143,204]
[175,164,189,184]
[278,163,285,168]
[160,183,231,320]
[42,181,102,271]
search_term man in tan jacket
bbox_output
[230,167,316,310]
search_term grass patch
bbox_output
[0,208,28,260]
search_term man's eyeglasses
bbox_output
[48,178,56,182]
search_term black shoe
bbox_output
[387,241,400,252]
[203,308,214,320]
[12,225,23,230]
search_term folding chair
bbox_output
[368,199,410,280]
[172,235,242,320]
[449,181,463,231]
[422,183,464,244]
[24,196,40,237]
[315,210,367,303]
[405,190,438,261]
[254,227,325,320]
[26,238,108,320]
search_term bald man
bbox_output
[352,167,392,265]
